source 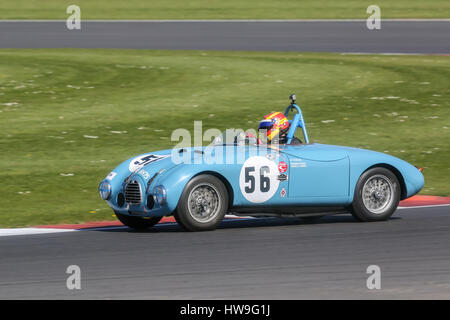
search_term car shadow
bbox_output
[84,214,402,233]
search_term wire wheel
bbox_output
[187,183,221,223]
[362,174,394,214]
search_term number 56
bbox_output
[245,166,270,193]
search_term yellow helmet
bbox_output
[258,112,290,142]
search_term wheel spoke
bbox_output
[187,184,221,223]
[362,175,393,214]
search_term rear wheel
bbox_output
[351,167,400,222]
[115,212,162,230]
[174,174,228,231]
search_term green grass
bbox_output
[0,0,449,19]
[0,49,449,227]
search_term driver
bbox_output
[258,112,302,145]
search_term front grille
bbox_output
[124,180,142,204]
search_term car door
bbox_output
[283,144,350,198]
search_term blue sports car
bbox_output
[99,95,424,231]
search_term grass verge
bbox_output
[0,0,449,20]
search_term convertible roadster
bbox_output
[99,95,424,231]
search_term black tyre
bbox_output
[115,212,162,230]
[351,167,400,222]
[174,174,228,231]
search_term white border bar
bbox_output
[1,19,449,23]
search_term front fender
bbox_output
[153,160,241,213]
[152,163,208,213]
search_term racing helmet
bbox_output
[258,111,290,143]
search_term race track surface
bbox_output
[1,206,449,299]
[0,20,449,53]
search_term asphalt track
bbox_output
[0,20,449,53]
[1,205,449,299]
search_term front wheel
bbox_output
[351,167,400,222]
[174,174,228,231]
[115,212,162,230]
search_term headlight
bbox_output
[153,185,167,205]
[99,180,112,200]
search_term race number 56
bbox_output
[244,166,271,193]
[240,156,279,203]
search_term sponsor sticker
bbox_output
[280,188,287,198]
[139,170,150,180]
[106,172,117,180]
[291,159,307,168]
[278,161,288,173]
[291,163,307,168]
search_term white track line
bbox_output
[340,52,445,56]
[397,204,450,210]
[0,228,75,237]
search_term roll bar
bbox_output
[284,94,309,144]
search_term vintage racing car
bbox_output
[98,95,424,231]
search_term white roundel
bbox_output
[239,156,280,203]
[128,154,168,172]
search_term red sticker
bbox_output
[278,161,288,173]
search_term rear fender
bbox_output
[348,152,424,202]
